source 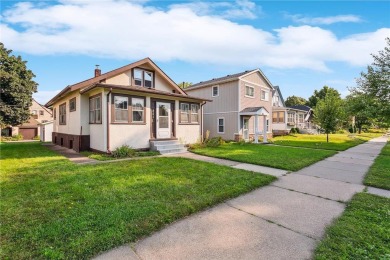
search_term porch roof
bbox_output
[239,107,269,116]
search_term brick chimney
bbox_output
[94,65,101,77]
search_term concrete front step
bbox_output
[150,140,187,154]
[158,148,187,154]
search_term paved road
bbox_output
[94,136,388,260]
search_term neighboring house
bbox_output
[45,58,209,153]
[286,105,317,134]
[272,87,316,135]
[1,99,53,139]
[185,69,274,143]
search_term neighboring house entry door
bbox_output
[243,118,249,141]
[156,102,171,138]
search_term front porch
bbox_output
[236,107,270,143]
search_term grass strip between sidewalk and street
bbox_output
[0,142,275,259]
[271,133,383,151]
[314,193,390,259]
[364,142,390,190]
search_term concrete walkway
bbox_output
[44,144,97,164]
[93,136,388,260]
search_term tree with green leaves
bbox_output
[177,82,192,89]
[285,95,307,107]
[350,37,390,124]
[307,86,341,108]
[0,43,38,128]
[345,93,375,133]
[314,92,344,142]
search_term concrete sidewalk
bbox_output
[94,136,388,260]
[44,144,97,164]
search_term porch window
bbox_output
[180,103,189,123]
[217,118,225,133]
[114,96,128,122]
[299,114,304,123]
[133,68,153,88]
[69,97,76,112]
[89,95,101,124]
[191,104,199,123]
[212,85,219,97]
[53,108,56,120]
[288,113,295,123]
[59,103,66,125]
[132,98,144,122]
[272,111,284,123]
[245,86,254,97]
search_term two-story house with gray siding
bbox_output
[185,69,274,142]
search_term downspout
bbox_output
[106,88,112,153]
[200,101,206,141]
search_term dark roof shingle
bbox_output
[188,69,257,89]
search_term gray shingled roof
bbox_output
[188,69,257,88]
[287,105,311,112]
[240,107,269,113]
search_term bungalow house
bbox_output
[272,86,316,135]
[1,99,53,139]
[45,58,209,154]
[185,69,274,143]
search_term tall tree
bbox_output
[285,95,307,107]
[0,43,38,127]
[314,92,344,142]
[351,37,390,124]
[307,86,341,108]
[178,82,192,89]
[345,93,375,134]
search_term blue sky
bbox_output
[1,0,389,104]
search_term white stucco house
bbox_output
[45,58,209,153]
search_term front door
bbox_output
[243,117,249,141]
[156,102,171,138]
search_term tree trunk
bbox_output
[327,133,329,143]
[358,126,362,134]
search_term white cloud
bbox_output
[33,90,61,104]
[1,1,388,71]
[169,0,260,19]
[286,14,362,25]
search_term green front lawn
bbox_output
[190,143,336,171]
[0,142,275,259]
[364,142,390,190]
[80,150,160,161]
[314,193,390,259]
[271,133,383,151]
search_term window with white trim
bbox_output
[132,98,144,122]
[114,96,128,122]
[261,90,269,101]
[133,68,153,88]
[212,86,219,97]
[217,118,225,133]
[89,95,101,124]
[245,86,254,97]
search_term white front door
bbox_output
[243,117,249,141]
[156,102,171,138]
